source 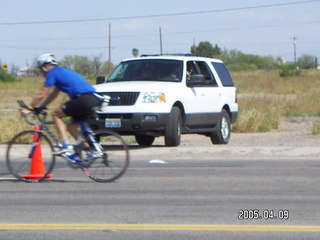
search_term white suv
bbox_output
[91,54,238,146]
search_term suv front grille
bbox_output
[102,92,140,106]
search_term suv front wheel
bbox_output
[164,106,181,147]
[135,134,155,146]
[210,109,231,144]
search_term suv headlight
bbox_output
[142,92,166,103]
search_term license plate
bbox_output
[105,119,121,128]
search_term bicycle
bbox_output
[6,100,129,183]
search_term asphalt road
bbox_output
[1,156,320,239]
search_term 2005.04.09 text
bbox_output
[238,209,289,220]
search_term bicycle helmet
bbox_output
[36,53,58,67]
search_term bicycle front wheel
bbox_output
[6,130,55,182]
[83,129,129,182]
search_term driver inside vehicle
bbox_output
[140,68,153,80]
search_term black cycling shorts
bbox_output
[61,93,101,121]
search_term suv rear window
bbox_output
[211,62,234,87]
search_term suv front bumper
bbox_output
[89,113,170,135]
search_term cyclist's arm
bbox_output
[39,87,60,107]
[29,86,58,108]
[21,86,51,116]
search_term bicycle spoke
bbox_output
[6,131,55,182]
[82,129,129,182]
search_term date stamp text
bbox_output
[238,209,289,220]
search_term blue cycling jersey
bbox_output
[44,66,96,99]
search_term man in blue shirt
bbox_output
[21,53,101,155]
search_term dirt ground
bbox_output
[0,117,319,162]
[129,117,320,160]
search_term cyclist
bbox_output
[21,53,101,155]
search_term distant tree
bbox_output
[90,55,103,75]
[9,64,20,76]
[60,55,74,69]
[191,41,222,57]
[298,54,316,69]
[214,48,278,71]
[60,55,103,76]
[73,56,91,76]
[102,61,114,76]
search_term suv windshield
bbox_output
[107,59,183,82]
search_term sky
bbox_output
[0,0,319,68]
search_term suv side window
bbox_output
[211,62,234,87]
[187,61,197,77]
[196,61,218,87]
[186,61,217,87]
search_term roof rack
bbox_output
[140,53,213,58]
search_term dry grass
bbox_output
[312,118,320,135]
[232,70,320,133]
[233,70,319,95]
[0,77,69,143]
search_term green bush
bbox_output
[228,63,258,72]
[279,63,301,77]
[233,107,281,133]
[0,71,18,82]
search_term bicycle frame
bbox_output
[71,121,105,161]
[24,114,102,162]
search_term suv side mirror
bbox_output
[187,74,205,87]
[96,76,105,84]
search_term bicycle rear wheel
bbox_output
[6,130,55,182]
[83,129,129,182]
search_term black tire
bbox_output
[6,131,55,182]
[164,106,181,146]
[210,109,231,144]
[135,135,155,146]
[83,129,129,182]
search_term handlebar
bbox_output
[18,100,54,126]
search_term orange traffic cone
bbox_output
[22,125,53,180]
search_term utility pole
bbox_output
[159,27,163,55]
[108,23,112,74]
[192,38,197,54]
[292,37,297,63]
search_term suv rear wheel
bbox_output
[164,106,181,147]
[210,109,231,144]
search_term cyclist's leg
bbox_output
[53,97,85,144]
[52,106,75,156]
[67,123,81,140]
[52,107,68,143]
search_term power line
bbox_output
[0,0,319,26]
[0,18,319,44]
